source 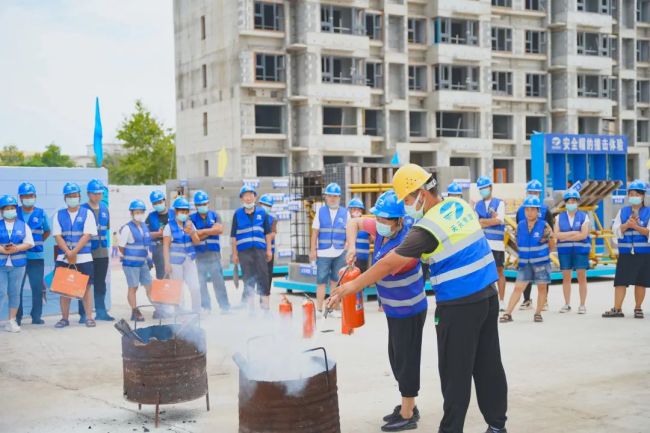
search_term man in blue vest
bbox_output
[191,190,230,313]
[347,198,370,273]
[259,194,277,292]
[52,183,98,328]
[310,182,348,314]
[0,195,35,333]
[118,200,154,321]
[78,179,113,322]
[446,182,463,199]
[15,182,50,325]
[329,164,508,433]
[475,176,507,311]
[146,190,171,280]
[231,185,273,309]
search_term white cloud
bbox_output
[0,0,175,156]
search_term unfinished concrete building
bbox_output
[173,0,649,183]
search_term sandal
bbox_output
[85,319,97,328]
[534,313,543,323]
[634,309,644,319]
[54,319,69,328]
[602,308,625,318]
[131,308,145,322]
[499,313,513,323]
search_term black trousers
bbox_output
[387,309,427,397]
[78,257,110,316]
[151,242,165,280]
[267,255,275,290]
[435,294,508,433]
[523,282,533,301]
[239,248,270,299]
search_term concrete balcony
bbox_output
[427,0,490,17]
[304,134,371,155]
[437,136,492,152]
[568,12,613,32]
[305,32,370,57]
[427,91,491,111]
[568,55,613,73]
[303,83,371,106]
[427,44,490,64]
[561,97,614,116]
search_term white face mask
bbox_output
[243,202,255,210]
[65,197,80,208]
[133,213,146,223]
[404,192,424,220]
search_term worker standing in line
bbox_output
[52,182,98,328]
[346,190,426,432]
[309,182,348,315]
[259,194,277,292]
[446,182,463,199]
[347,198,370,272]
[163,197,202,313]
[146,190,172,280]
[516,179,555,310]
[78,179,114,322]
[15,182,50,326]
[555,190,590,314]
[0,195,35,333]
[329,164,508,433]
[231,186,273,310]
[190,190,230,313]
[500,195,552,323]
[118,200,154,322]
[475,176,507,311]
[603,180,650,319]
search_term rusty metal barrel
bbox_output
[237,347,341,433]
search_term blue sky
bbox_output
[0,0,175,155]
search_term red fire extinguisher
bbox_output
[279,295,293,318]
[337,266,365,335]
[302,295,316,339]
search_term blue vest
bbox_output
[81,202,109,250]
[617,206,650,254]
[317,206,347,250]
[168,218,196,264]
[0,219,27,267]
[475,198,505,241]
[266,212,276,254]
[17,206,46,253]
[356,230,370,260]
[517,218,550,267]
[517,204,548,224]
[147,210,171,232]
[191,211,221,253]
[57,207,92,255]
[557,211,591,255]
[122,221,151,267]
[374,224,426,318]
[234,207,267,251]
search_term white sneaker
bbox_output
[329,310,342,319]
[4,319,21,333]
[560,304,572,313]
[578,305,587,314]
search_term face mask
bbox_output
[154,204,166,213]
[243,202,256,210]
[197,205,209,214]
[65,197,80,208]
[480,189,491,199]
[327,203,339,210]
[404,192,424,220]
[3,210,17,220]
[133,214,146,223]
[176,213,188,222]
[350,211,362,218]
[629,196,643,206]
[21,198,36,207]
[376,222,394,238]
[566,203,578,212]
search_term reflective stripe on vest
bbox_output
[517,218,550,267]
[617,207,650,254]
[416,198,497,302]
[557,211,591,255]
[317,206,347,250]
[82,202,109,250]
[17,206,46,253]
[58,207,92,255]
[169,219,196,264]
[191,211,221,253]
[0,219,28,266]
[356,230,370,260]
[234,207,267,251]
[475,198,505,241]
[122,221,151,267]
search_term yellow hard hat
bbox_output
[392,163,432,201]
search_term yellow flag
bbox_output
[217,148,228,177]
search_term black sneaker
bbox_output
[485,427,507,433]
[381,414,418,432]
[383,406,420,423]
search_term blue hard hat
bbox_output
[522,195,541,208]
[476,176,492,190]
[370,190,405,219]
[129,199,146,211]
[62,182,81,196]
[563,190,581,201]
[149,190,166,204]
[347,197,364,210]
[18,182,36,196]
[87,178,105,194]
[173,196,190,210]
[629,179,647,193]
[447,182,462,195]
[323,182,342,196]
[0,195,18,208]
[240,185,257,198]
[194,190,209,205]
[526,179,543,193]
[259,194,274,207]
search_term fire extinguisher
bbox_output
[279,295,293,318]
[302,295,316,339]
[337,266,365,335]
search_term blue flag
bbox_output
[390,151,400,165]
[93,97,103,167]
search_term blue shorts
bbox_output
[517,263,551,284]
[56,261,94,285]
[123,264,152,288]
[316,253,347,285]
[558,253,589,271]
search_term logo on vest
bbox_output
[33,217,38,222]
[256,215,262,220]
[440,201,464,221]
[76,217,83,223]
[533,231,541,239]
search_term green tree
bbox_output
[112,100,176,185]
[0,144,25,166]
[39,143,75,167]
